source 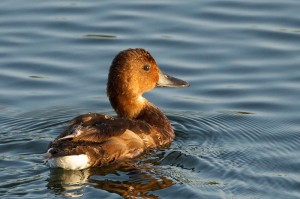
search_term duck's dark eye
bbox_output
[143,65,150,71]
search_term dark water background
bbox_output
[1,0,300,198]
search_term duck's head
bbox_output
[107,48,189,118]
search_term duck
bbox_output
[45,48,189,170]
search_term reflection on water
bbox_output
[47,169,89,197]
[47,160,173,198]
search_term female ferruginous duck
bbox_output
[45,48,189,170]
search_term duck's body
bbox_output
[45,48,189,170]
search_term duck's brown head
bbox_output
[107,48,189,118]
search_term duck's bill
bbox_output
[156,70,190,88]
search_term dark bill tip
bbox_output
[156,70,190,88]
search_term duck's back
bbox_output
[46,112,163,170]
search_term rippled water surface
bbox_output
[1,1,300,198]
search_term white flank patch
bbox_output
[47,154,90,170]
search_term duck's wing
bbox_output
[46,113,154,167]
[54,113,152,143]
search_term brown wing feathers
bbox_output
[49,113,152,159]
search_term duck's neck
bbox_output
[109,94,174,141]
[109,93,146,119]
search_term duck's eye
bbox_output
[143,65,150,71]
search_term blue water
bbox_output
[1,0,300,198]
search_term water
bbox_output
[1,0,300,198]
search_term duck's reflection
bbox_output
[46,160,173,198]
